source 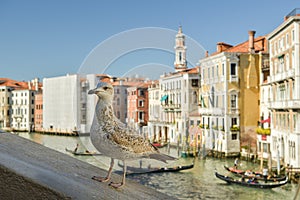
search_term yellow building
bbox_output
[199,31,268,156]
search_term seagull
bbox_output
[88,82,175,188]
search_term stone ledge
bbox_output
[0,132,174,200]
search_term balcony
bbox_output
[229,75,238,83]
[138,119,145,124]
[268,99,300,109]
[162,103,181,111]
[269,69,295,83]
[198,107,224,116]
[229,108,240,115]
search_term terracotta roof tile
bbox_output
[210,35,267,56]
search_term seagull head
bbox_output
[88,82,114,101]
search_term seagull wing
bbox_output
[109,127,158,154]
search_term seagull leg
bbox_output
[109,160,126,188]
[92,158,114,182]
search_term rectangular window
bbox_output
[191,79,198,87]
[222,63,225,75]
[231,118,237,126]
[139,100,144,107]
[139,112,144,120]
[231,94,237,108]
[190,120,194,126]
[230,63,236,75]
[139,90,144,96]
[231,133,237,140]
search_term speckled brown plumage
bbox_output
[88,82,175,188]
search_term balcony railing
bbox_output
[162,103,181,109]
[268,99,300,109]
[198,107,224,115]
[268,69,295,83]
[229,108,240,115]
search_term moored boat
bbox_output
[151,142,167,148]
[118,161,194,175]
[65,148,102,156]
[215,171,288,189]
[224,166,286,182]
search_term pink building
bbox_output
[34,91,43,132]
[127,82,150,136]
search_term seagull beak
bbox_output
[88,89,96,94]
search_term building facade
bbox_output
[111,77,146,124]
[256,57,272,167]
[0,85,12,130]
[127,82,149,136]
[199,31,268,156]
[43,74,82,134]
[34,90,43,132]
[266,9,300,168]
[147,81,162,142]
[147,27,200,147]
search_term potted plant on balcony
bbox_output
[230,125,239,132]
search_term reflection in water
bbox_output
[17,132,297,200]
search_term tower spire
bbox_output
[174,26,187,71]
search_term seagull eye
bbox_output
[103,86,108,90]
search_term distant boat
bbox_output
[215,171,288,189]
[151,142,167,148]
[224,166,286,182]
[117,161,194,175]
[65,148,102,156]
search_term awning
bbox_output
[160,95,168,101]
[261,118,271,124]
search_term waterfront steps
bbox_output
[0,132,174,200]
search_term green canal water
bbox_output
[17,132,298,200]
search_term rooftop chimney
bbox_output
[248,30,256,53]
[217,42,233,53]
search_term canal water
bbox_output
[17,132,298,200]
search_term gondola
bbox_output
[151,142,167,148]
[224,166,286,182]
[65,148,102,156]
[215,171,288,189]
[118,161,194,175]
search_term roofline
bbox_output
[267,16,300,40]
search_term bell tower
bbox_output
[174,26,187,71]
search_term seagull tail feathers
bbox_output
[148,153,176,163]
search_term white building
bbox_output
[147,81,162,142]
[11,89,36,131]
[147,27,200,146]
[267,9,300,168]
[43,74,81,133]
[10,79,40,132]
[43,73,113,134]
[257,59,272,166]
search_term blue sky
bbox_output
[0,0,298,81]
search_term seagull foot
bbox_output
[109,182,124,188]
[92,176,110,182]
